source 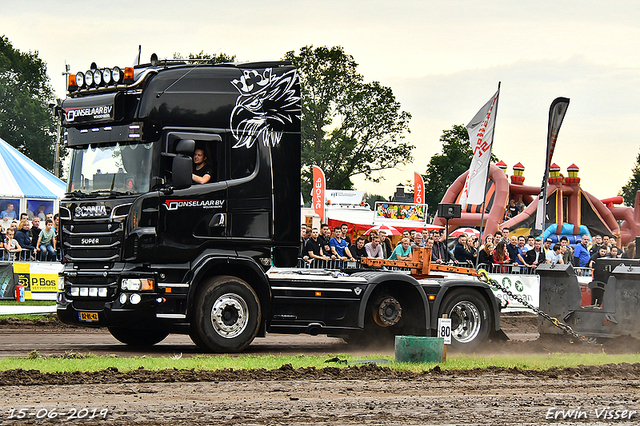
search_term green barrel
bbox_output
[395,335,444,363]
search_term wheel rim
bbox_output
[449,301,481,343]
[374,297,402,327]
[210,293,249,338]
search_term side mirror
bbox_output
[176,139,195,155]
[172,155,192,189]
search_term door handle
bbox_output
[209,213,226,228]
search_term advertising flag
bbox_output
[459,87,500,206]
[414,172,424,206]
[312,166,326,222]
[535,97,570,231]
[544,97,570,171]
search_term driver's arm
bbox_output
[192,173,211,184]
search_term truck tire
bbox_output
[351,293,406,348]
[190,276,261,352]
[439,288,491,350]
[108,327,169,346]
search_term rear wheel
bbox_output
[190,276,261,352]
[439,289,491,350]
[108,327,169,346]
[350,293,406,348]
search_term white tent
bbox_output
[0,137,66,225]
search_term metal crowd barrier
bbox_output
[295,258,584,278]
[0,249,61,262]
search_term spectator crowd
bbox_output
[298,222,634,274]
[0,210,60,262]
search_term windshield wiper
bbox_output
[88,190,132,197]
[65,190,87,198]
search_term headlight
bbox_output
[129,294,141,305]
[121,278,154,291]
[58,277,65,291]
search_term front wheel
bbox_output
[108,327,169,346]
[439,288,491,350]
[190,276,261,352]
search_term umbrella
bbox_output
[364,224,401,236]
[450,227,480,238]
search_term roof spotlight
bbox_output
[93,69,102,86]
[102,68,112,85]
[85,70,94,87]
[75,72,85,88]
[112,66,123,84]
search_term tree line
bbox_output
[4,35,638,208]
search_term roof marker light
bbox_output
[123,67,134,84]
[68,74,78,91]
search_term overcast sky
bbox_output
[2,0,639,203]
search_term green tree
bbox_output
[423,124,498,215]
[0,35,56,170]
[619,151,640,206]
[172,51,236,64]
[284,46,413,201]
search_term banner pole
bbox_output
[475,82,501,269]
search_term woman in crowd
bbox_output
[622,241,636,259]
[454,234,476,266]
[492,240,510,273]
[15,219,36,260]
[478,242,494,269]
[479,234,493,251]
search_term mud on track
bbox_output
[0,364,639,425]
[0,314,639,425]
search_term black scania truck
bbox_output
[57,56,502,352]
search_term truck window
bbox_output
[230,139,257,180]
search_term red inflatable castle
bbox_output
[433,162,640,247]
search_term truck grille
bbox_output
[62,221,123,263]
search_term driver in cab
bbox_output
[192,149,213,184]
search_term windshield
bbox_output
[67,142,154,195]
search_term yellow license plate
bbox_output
[79,312,99,321]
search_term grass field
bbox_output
[0,351,637,374]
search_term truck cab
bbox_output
[57,58,301,351]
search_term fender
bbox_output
[430,279,501,332]
[351,271,430,330]
[188,254,272,321]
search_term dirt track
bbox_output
[0,314,639,425]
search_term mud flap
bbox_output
[491,329,509,342]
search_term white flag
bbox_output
[459,88,500,206]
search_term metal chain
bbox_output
[477,270,596,344]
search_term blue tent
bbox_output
[0,137,66,223]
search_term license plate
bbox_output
[79,312,99,321]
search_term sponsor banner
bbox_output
[488,273,540,313]
[0,262,63,300]
[312,166,326,222]
[535,97,570,231]
[460,88,500,206]
[414,172,424,206]
[325,190,365,206]
[375,202,426,222]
